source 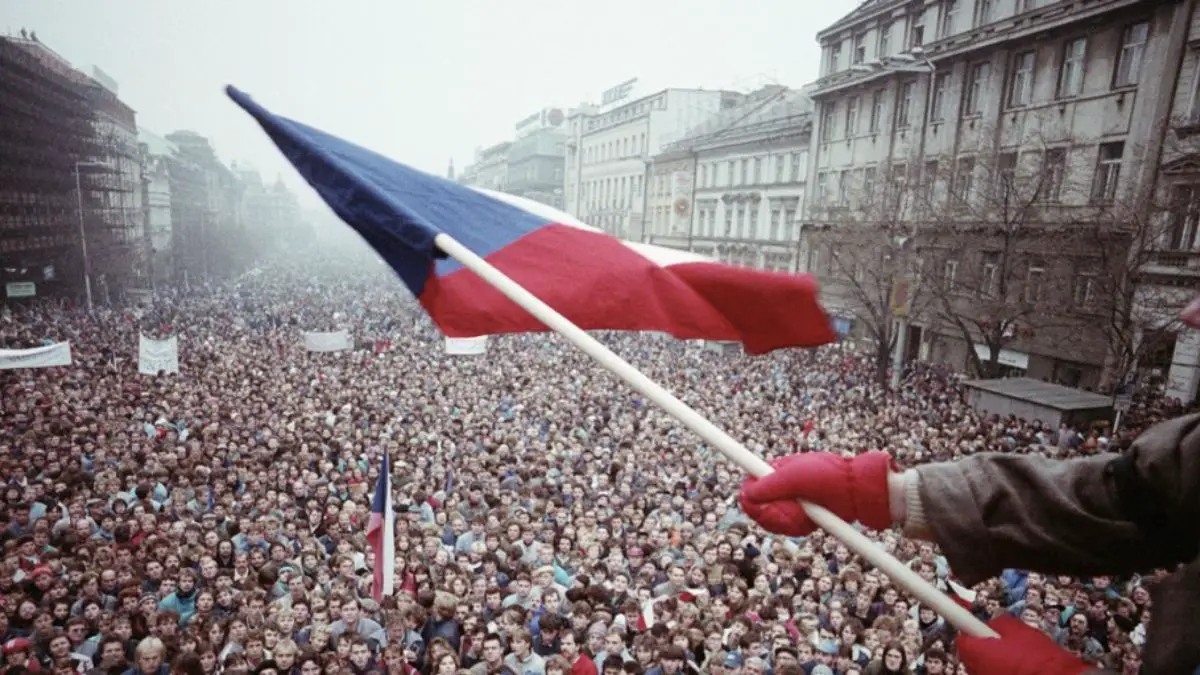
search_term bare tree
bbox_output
[915,135,1106,379]
[807,164,928,388]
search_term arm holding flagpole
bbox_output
[432,232,997,639]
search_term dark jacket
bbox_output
[908,413,1200,675]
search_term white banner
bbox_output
[445,336,488,355]
[0,342,72,370]
[5,282,35,298]
[304,330,353,353]
[138,335,180,375]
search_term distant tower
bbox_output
[446,159,455,181]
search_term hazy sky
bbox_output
[3,1,852,205]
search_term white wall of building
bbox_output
[565,89,735,239]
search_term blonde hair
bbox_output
[135,636,165,659]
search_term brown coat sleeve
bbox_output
[910,413,1200,586]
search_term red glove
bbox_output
[957,616,1090,675]
[1184,295,1200,329]
[738,451,893,536]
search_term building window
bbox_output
[910,11,925,48]
[965,62,990,115]
[828,41,843,74]
[775,155,785,183]
[821,105,837,142]
[699,164,708,188]
[1058,38,1087,98]
[1040,148,1066,202]
[869,90,884,132]
[726,160,735,187]
[790,153,802,182]
[931,73,948,121]
[740,159,749,185]
[853,33,867,64]
[1009,50,1036,107]
[980,251,999,298]
[954,156,975,202]
[784,209,796,239]
[942,259,958,291]
[770,209,781,240]
[922,160,939,199]
[724,206,733,235]
[940,0,958,37]
[1188,52,1200,123]
[838,170,851,206]
[863,166,877,196]
[753,157,762,184]
[734,205,745,238]
[997,152,1017,192]
[1025,263,1045,303]
[974,0,993,27]
[816,173,829,204]
[845,96,859,137]
[1072,272,1096,307]
[1115,22,1149,87]
[1169,185,1200,250]
[877,21,892,58]
[896,81,915,128]
[748,205,759,238]
[1093,142,1124,203]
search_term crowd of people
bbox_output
[0,248,1182,675]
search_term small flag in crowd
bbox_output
[226,87,837,354]
[365,454,394,600]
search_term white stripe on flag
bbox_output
[381,466,395,598]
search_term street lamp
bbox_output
[74,160,114,311]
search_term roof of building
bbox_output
[657,87,811,155]
[961,377,1113,412]
[138,127,178,157]
[817,0,904,40]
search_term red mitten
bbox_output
[738,451,893,536]
[956,616,1090,675]
[1184,295,1200,329]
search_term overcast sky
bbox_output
[3,0,853,205]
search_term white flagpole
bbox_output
[433,233,996,639]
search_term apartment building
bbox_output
[1141,2,1200,401]
[562,82,742,240]
[647,87,812,271]
[803,0,1192,388]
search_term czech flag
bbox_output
[227,87,836,354]
[365,454,394,601]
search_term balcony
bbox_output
[1144,249,1200,276]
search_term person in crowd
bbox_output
[1,249,1186,675]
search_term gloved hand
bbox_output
[1184,295,1200,329]
[956,616,1090,675]
[738,451,893,536]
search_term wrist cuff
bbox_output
[901,469,934,539]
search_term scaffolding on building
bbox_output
[0,33,140,305]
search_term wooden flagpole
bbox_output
[433,233,997,639]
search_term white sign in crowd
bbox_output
[444,335,489,355]
[0,329,485,374]
[138,334,181,375]
[0,342,72,370]
[303,330,354,353]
